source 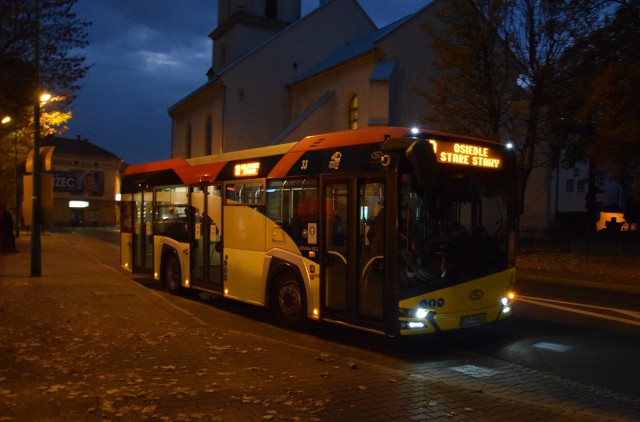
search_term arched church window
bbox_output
[205,115,213,155]
[185,124,192,158]
[266,0,277,19]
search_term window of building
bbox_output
[185,124,192,158]
[205,115,212,156]
[577,179,585,192]
[566,179,574,193]
[348,94,358,129]
[266,0,277,19]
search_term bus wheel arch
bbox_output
[161,247,182,295]
[269,264,307,327]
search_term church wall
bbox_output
[288,54,379,136]
[374,2,442,129]
[218,0,376,151]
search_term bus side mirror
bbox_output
[381,137,439,191]
[406,140,438,190]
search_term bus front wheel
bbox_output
[163,251,182,295]
[272,272,306,327]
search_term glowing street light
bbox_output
[30,0,64,276]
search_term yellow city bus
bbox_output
[120,127,517,336]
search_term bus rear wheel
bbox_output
[272,272,306,327]
[163,251,182,295]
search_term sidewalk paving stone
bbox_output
[0,233,638,421]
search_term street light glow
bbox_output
[40,93,52,102]
[2,116,11,125]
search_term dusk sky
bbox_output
[67,1,428,164]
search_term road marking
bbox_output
[518,295,640,327]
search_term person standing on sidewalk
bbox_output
[0,204,17,252]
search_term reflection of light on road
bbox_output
[450,364,497,378]
[518,295,640,327]
[533,342,572,352]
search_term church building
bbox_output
[168,0,441,156]
[169,0,604,229]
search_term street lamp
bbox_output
[31,91,53,276]
[32,0,42,276]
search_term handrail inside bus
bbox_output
[327,250,347,265]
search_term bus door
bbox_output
[190,185,223,293]
[322,177,386,329]
[132,190,154,275]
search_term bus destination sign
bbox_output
[234,162,260,177]
[431,140,502,169]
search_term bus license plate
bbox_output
[460,313,486,327]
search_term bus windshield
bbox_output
[398,165,511,295]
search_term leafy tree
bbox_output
[551,1,640,229]
[0,0,90,207]
[1,0,91,111]
[420,0,525,143]
[559,1,640,179]
[421,0,606,212]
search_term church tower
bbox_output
[209,0,302,76]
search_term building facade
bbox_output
[168,0,621,229]
[547,152,625,232]
[23,135,124,228]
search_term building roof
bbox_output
[290,12,415,85]
[169,0,376,115]
[41,135,121,161]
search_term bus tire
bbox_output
[162,251,182,295]
[271,271,306,328]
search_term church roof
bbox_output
[290,12,415,85]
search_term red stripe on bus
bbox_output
[268,151,306,178]
[184,162,227,184]
[289,127,410,152]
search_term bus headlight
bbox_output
[500,291,515,314]
[415,308,428,319]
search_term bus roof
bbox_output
[122,127,506,190]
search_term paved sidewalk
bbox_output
[1,233,639,421]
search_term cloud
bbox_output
[68,0,214,164]
[67,1,425,165]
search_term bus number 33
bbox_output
[300,160,309,170]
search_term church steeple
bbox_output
[210,0,301,75]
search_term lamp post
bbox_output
[32,0,42,276]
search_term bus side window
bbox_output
[154,204,189,242]
[266,179,318,245]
